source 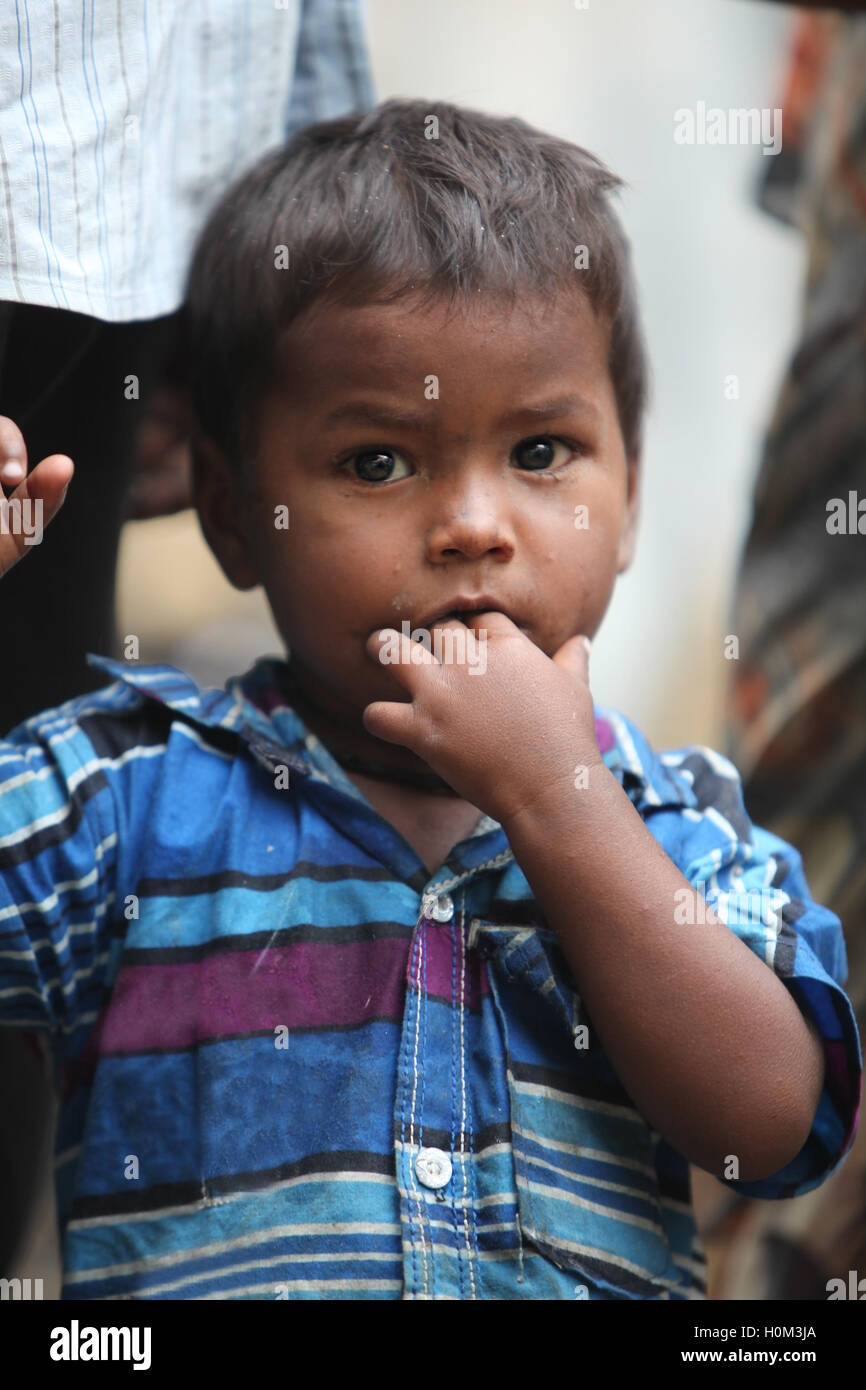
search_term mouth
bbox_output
[415,595,520,629]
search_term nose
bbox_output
[424,473,516,562]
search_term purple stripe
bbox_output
[594,715,616,754]
[99,931,488,1054]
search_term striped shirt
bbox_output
[0,0,374,320]
[0,653,860,1300]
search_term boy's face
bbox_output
[196,287,639,765]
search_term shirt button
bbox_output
[424,892,454,923]
[415,1148,452,1189]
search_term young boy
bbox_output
[0,98,860,1301]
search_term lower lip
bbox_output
[439,614,522,625]
[385,613,528,631]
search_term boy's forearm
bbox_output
[501,763,826,1181]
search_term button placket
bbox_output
[402,874,481,1295]
[398,917,434,1298]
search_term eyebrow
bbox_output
[322,402,427,429]
[499,396,601,427]
[321,395,600,430]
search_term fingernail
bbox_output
[0,460,24,481]
[580,636,592,656]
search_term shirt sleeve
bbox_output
[0,698,123,1048]
[652,743,862,1200]
[284,0,376,139]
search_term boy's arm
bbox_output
[501,763,826,1183]
[364,616,859,1192]
[0,709,122,1034]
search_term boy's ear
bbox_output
[616,451,641,574]
[192,435,260,591]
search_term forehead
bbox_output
[270,287,616,409]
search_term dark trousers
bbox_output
[0,300,180,1273]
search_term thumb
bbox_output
[551,633,591,681]
[362,699,419,751]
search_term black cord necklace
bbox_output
[275,666,460,795]
[325,746,460,795]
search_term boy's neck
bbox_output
[274,657,463,796]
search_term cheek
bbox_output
[264,523,389,614]
[534,516,620,616]
[541,520,609,576]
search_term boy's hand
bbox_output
[363,613,604,825]
[0,415,74,578]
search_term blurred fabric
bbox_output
[694,11,866,1300]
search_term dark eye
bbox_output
[349,449,411,484]
[513,436,573,471]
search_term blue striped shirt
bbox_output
[0,0,374,319]
[0,653,860,1300]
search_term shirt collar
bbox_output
[85,652,697,812]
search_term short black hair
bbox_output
[183,97,650,469]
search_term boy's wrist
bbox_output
[498,750,615,838]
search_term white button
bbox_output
[415,1148,452,1189]
[424,893,454,923]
